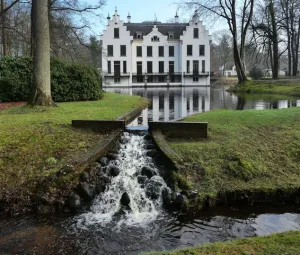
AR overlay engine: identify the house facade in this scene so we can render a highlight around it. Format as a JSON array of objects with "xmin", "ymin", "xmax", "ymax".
[{"xmin": 100, "ymin": 8, "xmax": 212, "ymax": 87}]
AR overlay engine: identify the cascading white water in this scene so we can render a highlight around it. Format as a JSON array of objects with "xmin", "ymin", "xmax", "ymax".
[{"xmin": 75, "ymin": 133, "xmax": 168, "ymax": 230}]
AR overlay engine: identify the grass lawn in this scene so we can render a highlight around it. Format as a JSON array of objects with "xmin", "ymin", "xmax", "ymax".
[
  {"xmin": 146, "ymin": 231, "xmax": 300, "ymax": 255},
  {"xmin": 0, "ymin": 92, "xmax": 148, "ymax": 214},
  {"xmin": 228, "ymin": 80, "xmax": 300, "ymax": 97},
  {"xmin": 167, "ymin": 107, "xmax": 300, "ymax": 208}
]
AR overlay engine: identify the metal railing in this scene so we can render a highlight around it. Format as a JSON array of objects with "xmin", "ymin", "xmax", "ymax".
[
  {"xmin": 104, "ymin": 73, "xmax": 130, "ymax": 77},
  {"xmin": 183, "ymin": 72, "xmax": 210, "ymax": 77}
]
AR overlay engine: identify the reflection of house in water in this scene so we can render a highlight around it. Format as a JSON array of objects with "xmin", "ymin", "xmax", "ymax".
[
  {"xmin": 106, "ymin": 87, "xmax": 300, "ymax": 125},
  {"xmin": 106, "ymin": 87, "xmax": 210, "ymax": 125}
]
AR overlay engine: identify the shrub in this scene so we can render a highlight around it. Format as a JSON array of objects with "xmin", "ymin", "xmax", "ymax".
[
  {"xmin": 0, "ymin": 57, "xmax": 32, "ymax": 102},
  {"xmin": 249, "ymin": 66, "xmax": 264, "ymax": 80},
  {"xmin": 0, "ymin": 57, "xmax": 103, "ymax": 102}
]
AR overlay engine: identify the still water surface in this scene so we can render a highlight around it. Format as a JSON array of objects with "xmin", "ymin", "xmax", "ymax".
[
  {"xmin": 1, "ymin": 85, "xmax": 300, "ymax": 255},
  {"xmin": 105, "ymin": 86, "xmax": 300, "ymax": 125}
]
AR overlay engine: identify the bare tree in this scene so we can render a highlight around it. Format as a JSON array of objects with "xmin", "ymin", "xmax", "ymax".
[
  {"xmin": 280, "ymin": 0, "xmax": 300, "ymax": 76},
  {"xmin": 180, "ymin": 0, "xmax": 254, "ymax": 84},
  {"xmin": 251, "ymin": 0, "xmax": 288, "ymax": 79},
  {"xmin": 0, "ymin": 0, "xmax": 20, "ymax": 16},
  {"xmin": 1, "ymin": 0, "xmax": 106, "ymax": 64},
  {"xmin": 213, "ymin": 30, "xmax": 233, "ymax": 76},
  {"xmin": 29, "ymin": 0, "xmax": 54, "ymax": 106}
]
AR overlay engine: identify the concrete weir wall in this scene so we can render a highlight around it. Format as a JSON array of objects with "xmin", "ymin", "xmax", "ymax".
[
  {"xmin": 72, "ymin": 120, "xmax": 125, "ymax": 132},
  {"xmin": 149, "ymin": 121, "xmax": 208, "ymax": 138}
]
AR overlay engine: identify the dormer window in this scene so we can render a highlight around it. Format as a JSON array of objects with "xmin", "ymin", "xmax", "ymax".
[
  {"xmin": 168, "ymin": 32, "xmax": 174, "ymax": 39},
  {"xmin": 136, "ymin": 32, "xmax": 142, "ymax": 39},
  {"xmin": 151, "ymin": 36, "xmax": 160, "ymax": 42}
]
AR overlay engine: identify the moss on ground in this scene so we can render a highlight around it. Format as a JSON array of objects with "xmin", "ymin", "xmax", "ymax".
[
  {"xmin": 167, "ymin": 107, "xmax": 300, "ymax": 209},
  {"xmin": 228, "ymin": 80, "xmax": 300, "ymax": 96},
  {"xmin": 146, "ymin": 231, "xmax": 300, "ymax": 255},
  {"xmin": 0, "ymin": 93, "xmax": 148, "ymax": 214}
]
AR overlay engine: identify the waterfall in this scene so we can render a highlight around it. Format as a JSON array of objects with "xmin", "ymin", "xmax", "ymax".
[{"xmin": 75, "ymin": 133, "xmax": 168, "ymax": 230}]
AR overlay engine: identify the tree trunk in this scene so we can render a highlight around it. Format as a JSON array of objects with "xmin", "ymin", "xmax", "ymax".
[
  {"xmin": 293, "ymin": 17, "xmax": 300, "ymax": 76},
  {"xmin": 287, "ymin": 36, "xmax": 292, "ymax": 76},
  {"xmin": 28, "ymin": 0, "xmax": 54, "ymax": 106},
  {"xmin": 269, "ymin": 1, "xmax": 279, "ymax": 79},
  {"xmin": 233, "ymin": 37, "xmax": 247, "ymax": 83},
  {"xmin": 1, "ymin": 0, "xmax": 8, "ymax": 57}
]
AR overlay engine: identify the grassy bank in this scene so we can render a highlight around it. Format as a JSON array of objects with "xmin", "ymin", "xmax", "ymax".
[
  {"xmin": 167, "ymin": 107, "xmax": 300, "ymax": 209},
  {"xmin": 0, "ymin": 93, "xmax": 148, "ymax": 214},
  {"xmin": 228, "ymin": 80, "xmax": 300, "ymax": 97},
  {"xmin": 146, "ymin": 231, "xmax": 300, "ymax": 255}
]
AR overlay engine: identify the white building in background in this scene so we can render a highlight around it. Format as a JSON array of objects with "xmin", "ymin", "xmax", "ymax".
[{"xmin": 100, "ymin": 8, "xmax": 212, "ymax": 87}]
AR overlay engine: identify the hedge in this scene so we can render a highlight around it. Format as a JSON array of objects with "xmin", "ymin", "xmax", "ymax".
[{"xmin": 0, "ymin": 57, "xmax": 103, "ymax": 102}]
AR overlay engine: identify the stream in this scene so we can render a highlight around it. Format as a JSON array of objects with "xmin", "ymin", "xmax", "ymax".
[{"xmin": 1, "ymin": 85, "xmax": 300, "ymax": 254}]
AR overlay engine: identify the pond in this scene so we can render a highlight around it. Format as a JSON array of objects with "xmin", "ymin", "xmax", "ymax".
[
  {"xmin": 105, "ymin": 85, "xmax": 300, "ymax": 126},
  {"xmin": 1, "ymin": 85, "xmax": 300, "ymax": 255},
  {"xmin": 105, "ymin": 86, "xmax": 300, "ymax": 126}
]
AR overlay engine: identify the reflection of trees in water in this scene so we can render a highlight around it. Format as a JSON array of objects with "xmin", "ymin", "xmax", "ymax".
[
  {"xmin": 236, "ymin": 95, "xmax": 246, "ymax": 110},
  {"xmin": 271, "ymin": 101, "xmax": 278, "ymax": 109}
]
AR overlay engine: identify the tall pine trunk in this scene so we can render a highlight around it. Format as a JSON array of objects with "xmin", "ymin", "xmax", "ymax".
[{"xmin": 28, "ymin": 0, "xmax": 54, "ymax": 106}]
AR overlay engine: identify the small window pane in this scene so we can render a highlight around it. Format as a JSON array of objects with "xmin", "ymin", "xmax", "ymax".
[
  {"xmin": 199, "ymin": 45, "xmax": 205, "ymax": 56},
  {"xmin": 169, "ymin": 46, "xmax": 174, "ymax": 57},
  {"xmin": 194, "ymin": 28, "xmax": 199, "ymax": 38},
  {"xmin": 108, "ymin": 61, "xmax": 111, "ymax": 73},
  {"xmin": 120, "ymin": 45, "xmax": 126, "ymax": 56},
  {"xmin": 114, "ymin": 28, "xmax": 119, "ymax": 38},
  {"xmin": 108, "ymin": 45, "xmax": 113, "ymax": 56},
  {"xmin": 159, "ymin": 61, "xmax": 164, "ymax": 73},
  {"xmin": 147, "ymin": 46, "xmax": 152, "ymax": 57},
  {"xmin": 187, "ymin": 45, "xmax": 193, "ymax": 56},
  {"xmin": 123, "ymin": 61, "xmax": 127, "ymax": 73},
  {"xmin": 137, "ymin": 46, "xmax": 142, "ymax": 57},
  {"xmin": 159, "ymin": 46, "xmax": 164, "ymax": 57}
]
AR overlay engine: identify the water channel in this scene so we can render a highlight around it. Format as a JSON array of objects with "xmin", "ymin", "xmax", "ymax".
[{"xmin": 1, "ymin": 85, "xmax": 300, "ymax": 255}]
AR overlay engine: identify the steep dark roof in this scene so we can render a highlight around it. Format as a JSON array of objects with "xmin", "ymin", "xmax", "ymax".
[{"xmin": 124, "ymin": 22, "xmax": 189, "ymax": 39}]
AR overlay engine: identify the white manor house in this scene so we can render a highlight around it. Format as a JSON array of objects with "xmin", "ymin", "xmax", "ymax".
[{"xmin": 100, "ymin": 8, "xmax": 212, "ymax": 87}]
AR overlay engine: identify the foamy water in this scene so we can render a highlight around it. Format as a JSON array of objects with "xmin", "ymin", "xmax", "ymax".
[{"xmin": 75, "ymin": 133, "xmax": 168, "ymax": 230}]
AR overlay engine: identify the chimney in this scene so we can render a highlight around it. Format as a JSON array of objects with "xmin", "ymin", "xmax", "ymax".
[
  {"xmin": 127, "ymin": 12, "xmax": 131, "ymax": 23},
  {"xmin": 107, "ymin": 13, "xmax": 111, "ymax": 25},
  {"xmin": 175, "ymin": 11, "xmax": 179, "ymax": 23}
]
